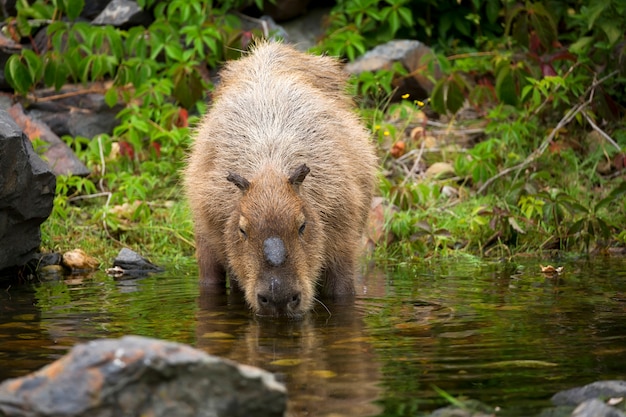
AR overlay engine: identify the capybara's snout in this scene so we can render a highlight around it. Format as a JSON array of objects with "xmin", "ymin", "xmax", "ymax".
[{"xmin": 255, "ymin": 276, "xmax": 302, "ymax": 317}]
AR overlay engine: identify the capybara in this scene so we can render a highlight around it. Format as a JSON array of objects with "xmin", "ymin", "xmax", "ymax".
[{"xmin": 184, "ymin": 41, "xmax": 377, "ymax": 318}]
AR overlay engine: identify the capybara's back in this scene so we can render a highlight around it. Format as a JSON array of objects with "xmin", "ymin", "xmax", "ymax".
[{"xmin": 184, "ymin": 41, "xmax": 377, "ymax": 317}]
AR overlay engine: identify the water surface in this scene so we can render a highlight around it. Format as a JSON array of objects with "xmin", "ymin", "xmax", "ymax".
[{"xmin": 1, "ymin": 256, "xmax": 625, "ymax": 416}]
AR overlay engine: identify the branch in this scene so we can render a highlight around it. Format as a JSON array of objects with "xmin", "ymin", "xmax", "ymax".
[
  {"xmin": 477, "ymin": 70, "xmax": 618, "ymax": 195},
  {"xmin": 582, "ymin": 111, "xmax": 621, "ymax": 151}
]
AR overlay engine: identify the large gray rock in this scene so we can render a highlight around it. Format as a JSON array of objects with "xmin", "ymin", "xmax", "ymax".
[
  {"xmin": 572, "ymin": 399, "xmax": 626, "ymax": 417},
  {"xmin": 0, "ymin": 335, "xmax": 287, "ymax": 417},
  {"xmin": 552, "ymin": 381, "xmax": 626, "ymax": 406},
  {"xmin": 0, "ymin": 111, "xmax": 56, "ymax": 271},
  {"xmin": 345, "ymin": 39, "xmax": 441, "ymax": 101}
]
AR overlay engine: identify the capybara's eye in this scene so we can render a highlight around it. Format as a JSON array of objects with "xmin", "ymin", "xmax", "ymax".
[
  {"xmin": 298, "ymin": 222, "xmax": 306, "ymax": 236},
  {"xmin": 239, "ymin": 228, "xmax": 247, "ymax": 239}
]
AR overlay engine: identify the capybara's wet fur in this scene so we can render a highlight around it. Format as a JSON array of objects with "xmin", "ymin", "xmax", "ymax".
[{"xmin": 184, "ymin": 41, "xmax": 377, "ymax": 317}]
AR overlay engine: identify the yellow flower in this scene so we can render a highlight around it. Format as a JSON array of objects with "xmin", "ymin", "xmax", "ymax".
[{"xmin": 383, "ymin": 131, "xmax": 390, "ymax": 136}]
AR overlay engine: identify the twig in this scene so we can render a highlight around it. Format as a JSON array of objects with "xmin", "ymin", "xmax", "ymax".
[
  {"xmin": 582, "ymin": 111, "xmax": 621, "ymax": 151},
  {"xmin": 401, "ymin": 139, "xmax": 426, "ymax": 186},
  {"xmin": 68, "ymin": 192, "xmax": 112, "ymax": 202},
  {"xmin": 97, "ymin": 135, "xmax": 106, "ymax": 192},
  {"xmin": 477, "ymin": 70, "xmax": 618, "ymax": 195},
  {"xmin": 27, "ymin": 86, "xmax": 108, "ymax": 103}
]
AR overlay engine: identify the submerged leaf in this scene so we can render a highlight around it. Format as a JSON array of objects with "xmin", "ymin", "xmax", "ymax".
[
  {"xmin": 270, "ymin": 358, "xmax": 305, "ymax": 366},
  {"xmin": 481, "ymin": 360, "xmax": 558, "ymax": 368}
]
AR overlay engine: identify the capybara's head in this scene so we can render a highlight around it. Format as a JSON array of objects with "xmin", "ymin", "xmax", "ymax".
[{"xmin": 225, "ymin": 164, "xmax": 324, "ymax": 318}]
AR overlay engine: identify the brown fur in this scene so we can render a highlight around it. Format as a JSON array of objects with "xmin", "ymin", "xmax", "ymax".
[{"xmin": 183, "ymin": 41, "xmax": 377, "ymax": 317}]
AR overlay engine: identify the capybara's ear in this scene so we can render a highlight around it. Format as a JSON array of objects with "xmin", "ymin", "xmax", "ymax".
[
  {"xmin": 288, "ymin": 164, "xmax": 310, "ymax": 187},
  {"xmin": 226, "ymin": 172, "xmax": 250, "ymax": 192}
]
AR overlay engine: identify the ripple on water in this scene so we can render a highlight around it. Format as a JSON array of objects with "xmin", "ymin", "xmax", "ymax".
[{"xmin": 1, "ymin": 257, "xmax": 626, "ymax": 416}]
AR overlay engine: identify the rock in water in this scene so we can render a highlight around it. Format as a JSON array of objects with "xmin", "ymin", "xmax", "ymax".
[
  {"xmin": 0, "ymin": 110, "xmax": 56, "ymax": 271},
  {"xmin": 0, "ymin": 335, "xmax": 287, "ymax": 417}
]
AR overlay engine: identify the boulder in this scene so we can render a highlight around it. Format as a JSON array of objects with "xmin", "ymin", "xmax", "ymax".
[
  {"xmin": 7, "ymin": 103, "xmax": 90, "ymax": 176},
  {"xmin": 552, "ymin": 381, "xmax": 626, "ymax": 406},
  {"xmin": 571, "ymin": 399, "xmax": 626, "ymax": 417},
  {"xmin": 92, "ymin": 0, "xmax": 153, "ymax": 28},
  {"xmin": 0, "ymin": 335, "xmax": 287, "ymax": 417},
  {"xmin": 0, "ymin": 110, "xmax": 56, "ymax": 271}
]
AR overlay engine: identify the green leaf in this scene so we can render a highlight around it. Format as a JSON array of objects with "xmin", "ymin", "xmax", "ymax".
[
  {"xmin": 5, "ymin": 55, "xmax": 33, "ymax": 94},
  {"xmin": 528, "ymin": 3, "xmax": 557, "ymax": 50},
  {"xmin": 398, "ymin": 7, "xmax": 413, "ymax": 26},
  {"xmin": 62, "ymin": 0, "xmax": 84, "ymax": 20},
  {"xmin": 446, "ymin": 74, "xmax": 466, "ymax": 114},
  {"xmin": 172, "ymin": 66, "xmax": 203, "ymax": 109},
  {"xmin": 22, "ymin": 49, "xmax": 43, "ymax": 83},
  {"xmin": 595, "ymin": 181, "xmax": 626, "ymax": 212},
  {"xmin": 388, "ymin": 10, "xmax": 400, "ymax": 35},
  {"xmin": 43, "ymin": 55, "xmax": 69, "ymax": 90},
  {"xmin": 430, "ymin": 79, "xmax": 446, "ymax": 115},
  {"xmin": 568, "ymin": 219, "xmax": 586, "ymax": 235},
  {"xmin": 585, "ymin": 0, "xmax": 611, "ymax": 30},
  {"xmin": 599, "ymin": 21, "xmax": 622, "ymax": 46},
  {"xmin": 165, "ymin": 43, "xmax": 184, "ymax": 62},
  {"xmin": 485, "ymin": 0, "xmax": 500, "ymax": 24},
  {"xmin": 104, "ymin": 87, "xmax": 118, "ymax": 108},
  {"xmin": 569, "ymin": 36, "xmax": 594, "ymax": 54},
  {"xmin": 495, "ymin": 65, "xmax": 518, "ymax": 106}
]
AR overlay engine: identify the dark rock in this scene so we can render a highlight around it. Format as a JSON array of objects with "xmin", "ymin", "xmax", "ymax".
[
  {"xmin": 345, "ymin": 39, "xmax": 441, "ymax": 101},
  {"xmin": 263, "ymin": 0, "xmax": 312, "ymax": 22},
  {"xmin": 92, "ymin": 0, "xmax": 153, "ymax": 28},
  {"xmin": 81, "ymin": 0, "xmax": 114, "ymax": 20},
  {"xmin": 572, "ymin": 399, "xmax": 626, "ymax": 417},
  {"xmin": 28, "ymin": 89, "xmax": 122, "ymax": 139},
  {"xmin": 7, "ymin": 103, "xmax": 90, "ymax": 176},
  {"xmin": 29, "ymin": 252, "xmax": 63, "ymax": 268},
  {"xmin": 110, "ymin": 248, "xmax": 164, "ymax": 277},
  {"xmin": 1, "ymin": 0, "xmax": 18, "ymax": 18},
  {"xmin": 0, "ymin": 111, "xmax": 56, "ymax": 271},
  {"xmin": 0, "ymin": 335, "xmax": 287, "ymax": 417},
  {"xmin": 552, "ymin": 381, "xmax": 626, "ymax": 406},
  {"xmin": 280, "ymin": 6, "xmax": 330, "ymax": 51}
]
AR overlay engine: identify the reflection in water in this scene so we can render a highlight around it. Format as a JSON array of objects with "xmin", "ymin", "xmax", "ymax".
[
  {"xmin": 196, "ymin": 286, "xmax": 383, "ymax": 417},
  {"xmin": 1, "ymin": 257, "xmax": 626, "ymax": 417}
]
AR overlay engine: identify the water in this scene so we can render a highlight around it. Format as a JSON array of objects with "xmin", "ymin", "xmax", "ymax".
[{"xmin": 1, "ymin": 256, "xmax": 625, "ymax": 416}]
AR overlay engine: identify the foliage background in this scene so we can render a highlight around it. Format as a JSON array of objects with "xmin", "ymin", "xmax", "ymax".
[{"xmin": 2, "ymin": 0, "xmax": 625, "ymax": 264}]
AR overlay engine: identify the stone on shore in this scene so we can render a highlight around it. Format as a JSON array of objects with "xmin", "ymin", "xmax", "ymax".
[{"xmin": 0, "ymin": 335, "xmax": 287, "ymax": 417}]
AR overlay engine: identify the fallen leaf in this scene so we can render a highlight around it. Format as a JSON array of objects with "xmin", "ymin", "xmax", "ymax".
[
  {"xmin": 390, "ymin": 141, "xmax": 406, "ymax": 158},
  {"xmin": 310, "ymin": 370, "xmax": 337, "ymax": 379},
  {"xmin": 540, "ymin": 265, "xmax": 564, "ymax": 275}
]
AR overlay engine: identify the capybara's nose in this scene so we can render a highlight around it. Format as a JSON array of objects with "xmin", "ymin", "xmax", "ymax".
[{"xmin": 257, "ymin": 291, "xmax": 301, "ymax": 316}]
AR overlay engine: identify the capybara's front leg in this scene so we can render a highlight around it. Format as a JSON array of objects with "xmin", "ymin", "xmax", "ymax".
[
  {"xmin": 322, "ymin": 255, "xmax": 357, "ymax": 296},
  {"xmin": 196, "ymin": 236, "xmax": 226, "ymax": 290}
]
